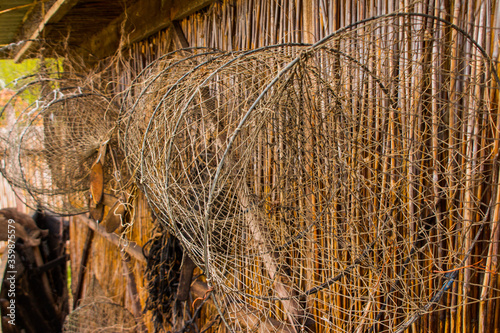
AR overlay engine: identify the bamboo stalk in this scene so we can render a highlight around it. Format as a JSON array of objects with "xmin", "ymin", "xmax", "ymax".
[
  {"xmin": 486, "ymin": 52, "xmax": 500, "ymax": 330},
  {"xmin": 461, "ymin": 4, "xmax": 485, "ymax": 332},
  {"xmin": 477, "ymin": 2, "xmax": 497, "ymax": 332},
  {"xmin": 448, "ymin": 2, "xmax": 464, "ymax": 332}
]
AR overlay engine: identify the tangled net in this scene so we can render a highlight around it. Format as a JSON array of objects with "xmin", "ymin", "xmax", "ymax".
[
  {"xmin": 143, "ymin": 227, "xmax": 184, "ymax": 331},
  {"xmin": 63, "ymin": 301, "xmax": 136, "ymax": 333},
  {"xmin": 1, "ymin": 72, "xmax": 126, "ymax": 215},
  {"xmin": 63, "ymin": 275, "xmax": 137, "ymax": 332},
  {"xmin": 125, "ymin": 13, "xmax": 500, "ymax": 332}
]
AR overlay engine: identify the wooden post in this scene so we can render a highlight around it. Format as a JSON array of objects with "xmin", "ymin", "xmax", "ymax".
[{"xmin": 73, "ymin": 227, "xmax": 94, "ymax": 309}]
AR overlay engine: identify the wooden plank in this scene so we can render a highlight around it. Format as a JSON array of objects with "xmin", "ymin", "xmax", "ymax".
[
  {"xmin": 83, "ymin": 0, "xmax": 214, "ymax": 60},
  {"xmin": 75, "ymin": 215, "xmax": 145, "ymax": 263},
  {"xmin": 171, "ymin": 21, "xmax": 190, "ymax": 49},
  {"xmin": 13, "ymin": 0, "xmax": 79, "ymax": 62},
  {"xmin": 176, "ymin": 254, "xmax": 196, "ymax": 301},
  {"xmin": 122, "ymin": 254, "xmax": 146, "ymax": 332},
  {"xmin": 170, "ymin": 0, "xmax": 214, "ymax": 21}
]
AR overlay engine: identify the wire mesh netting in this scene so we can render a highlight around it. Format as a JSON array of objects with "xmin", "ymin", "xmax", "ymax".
[
  {"xmin": 121, "ymin": 44, "xmax": 307, "ymax": 246},
  {"xmin": 63, "ymin": 277, "xmax": 137, "ymax": 333},
  {"xmin": 63, "ymin": 300, "xmax": 137, "ymax": 333},
  {"xmin": 1, "ymin": 73, "xmax": 78, "ymax": 187},
  {"xmin": 119, "ymin": 47, "xmax": 226, "ymax": 182},
  {"xmin": 1, "ymin": 72, "xmax": 127, "ymax": 215},
  {"xmin": 124, "ymin": 13, "xmax": 500, "ymax": 332}
]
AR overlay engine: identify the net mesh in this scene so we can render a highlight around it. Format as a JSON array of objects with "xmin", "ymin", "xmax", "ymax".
[
  {"xmin": 63, "ymin": 277, "xmax": 137, "ymax": 333},
  {"xmin": 63, "ymin": 300, "xmax": 137, "ymax": 333},
  {"xmin": 1, "ymin": 73, "xmax": 126, "ymax": 215},
  {"xmin": 124, "ymin": 14, "xmax": 500, "ymax": 332}
]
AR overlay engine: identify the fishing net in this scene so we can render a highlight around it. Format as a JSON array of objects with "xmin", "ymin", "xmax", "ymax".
[
  {"xmin": 131, "ymin": 13, "xmax": 500, "ymax": 332},
  {"xmin": 119, "ymin": 47, "xmax": 224, "ymax": 182},
  {"xmin": 63, "ymin": 300, "xmax": 137, "ymax": 333},
  {"xmin": 1, "ymin": 75, "xmax": 77, "ymax": 209},
  {"xmin": 1, "ymin": 73, "xmax": 125, "ymax": 215},
  {"xmin": 130, "ymin": 43, "xmax": 307, "ymax": 255},
  {"xmin": 63, "ymin": 275, "xmax": 137, "ymax": 332},
  {"xmin": 0, "ymin": 73, "xmax": 78, "ymax": 167}
]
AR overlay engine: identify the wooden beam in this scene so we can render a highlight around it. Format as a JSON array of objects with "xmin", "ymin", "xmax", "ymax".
[
  {"xmin": 74, "ymin": 215, "xmax": 145, "ymax": 263},
  {"xmin": 176, "ymin": 254, "xmax": 196, "ymax": 302},
  {"xmin": 33, "ymin": 247, "xmax": 56, "ymax": 305},
  {"xmin": 132, "ymin": 0, "xmax": 214, "ymax": 43},
  {"xmin": 32, "ymin": 254, "xmax": 68, "ymax": 275},
  {"xmin": 13, "ymin": 0, "xmax": 79, "ymax": 62},
  {"xmin": 84, "ymin": 0, "xmax": 168, "ymax": 60},
  {"xmin": 172, "ymin": 21, "xmax": 190, "ymax": 49},
  {"xmin": 82, "ymin": 0, "xmax": 214, "ymax": 60},
  {"xmin": 170, "ymin": 0, "xmax": 215, "ymax": 21},
  {"xmin": 73, "ymin": 227, "xmax": 94, "ymax": 309}
]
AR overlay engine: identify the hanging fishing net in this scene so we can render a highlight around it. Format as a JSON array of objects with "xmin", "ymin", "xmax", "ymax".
[
  {"xmin": 130, "ymin": 44, "xmax": 307, "ymax": 254},
  {"xmin": 119, "ymin": 47, "xmax": 226, "ymax": 183},
  {"xmin": 63, "ymin": 277, "xmax": 137, "ymax": 333},
  {"xmin": 130, "ymin": 13, "xmax": 500, "ymax": 332},
  {"xmin": 63, "ymin": 299, "xmax": 137, "ymax": 333},
  {"xmin": 1, "ymin": 72, "xmax": 125, "ymax": 215}
]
